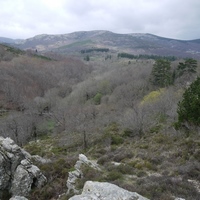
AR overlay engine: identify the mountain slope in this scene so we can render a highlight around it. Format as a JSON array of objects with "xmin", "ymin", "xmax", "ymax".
[
  {"xmin": 0, "ymin": 37, "xmax": 16, "ymax": 43},
  {"xmin": 0, "ymin": 37, "xmax": 23, "ymax": 44},
  {"xmin": 2, "ymin": 30, "xmax": 200, "ymax": 58}
]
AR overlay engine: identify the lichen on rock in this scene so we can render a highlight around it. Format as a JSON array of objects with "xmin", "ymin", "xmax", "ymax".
[
  {"xmin": 0, "ymin": 136, "xmax": 47, "ymax": 198},
  {"xmin": 69, "ymin": 181, "xmax": 150, "ymax": 200}
]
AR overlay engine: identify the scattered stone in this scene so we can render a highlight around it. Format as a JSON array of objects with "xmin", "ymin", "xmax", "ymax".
[
  {"xmin": 69, "ymin": 181, "xmax": 149, "ymax": 200},
  {"xmin": 66, "ymin": 154, "xmax": 100, "ymax": 195},
  {"xmin": 31, "ymin": 155, "xmax": 51, "ymax": 164},
  {"xmin": 76, "ymin": 154, "xmax": 101, "ymax": 171},
  {"xmin": 111, "ymin": 161, "xmax": 121, "ymax": 166}
]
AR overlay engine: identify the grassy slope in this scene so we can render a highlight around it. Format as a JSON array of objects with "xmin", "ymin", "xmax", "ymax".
[
  {"xmin": 23, "ymin": 56, "xmax": 200, "ymax": 200},
  {"xmin": 25, "ymin": 124, "xmax": 200, "ymax": 200}
]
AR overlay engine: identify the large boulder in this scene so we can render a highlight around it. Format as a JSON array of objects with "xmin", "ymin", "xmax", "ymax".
[
  {"xmin": 69, "ymin": 181, "xmax": 149, "ymax": 200},
  {"xmin": 0, "ymin": 137, "xmax": 47, "ymax": 198}
]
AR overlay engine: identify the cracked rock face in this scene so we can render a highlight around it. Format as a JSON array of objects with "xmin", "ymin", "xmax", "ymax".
[
  {"xmin": 0, "ymin": 137, "xmax": 47, "ymax": 198},
  {"xmin": 66, "ymin": 155, "xmax": 149, "ymax": 200}
]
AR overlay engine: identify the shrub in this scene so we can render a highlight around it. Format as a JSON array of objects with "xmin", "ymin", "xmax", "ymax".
[
  {"xmin": 176, "ymin": 161, "xmax": 200, "ymax": 181},
  {"xmin": 141, "ymin": 89, "xmax": 165, "ymax": 105},
  {"xmin": 149, "ymin": 124, "xmax": 162, "ymax": 133},
  {"xmin": 122, "ymin": 128, "xmax": 134, "ymax": 137},
  {"xmin": 24, "ymin": 143, "xmax": 46, "ymax": 157},
  {"xmin": 105, "ymin": 122, "xmax": 120, "ymax": 134},
  {"xmin": 111, "ymin": 135, "xmax": 124, "ymax": 145},
  {"xmin": 135, "ymin": 175, "xmax": 200, "ymax": 200},
  {"xmin": 97, "ymin": 155, "xmax": 110, "ymax": 165},
  {"xmin": 135, "ymin": 162, "xmax": 144, "ymax": 170},
  {"xmin": 102, "ymin": 123, "xmax": 124, "ymax": 146},
  {"xmin": 106, "ymin": 170, "xmax": 123, "ymax": 181},
  {"xmin": 51, "ymin": 146, "xmax": 67, "ymax": 155},
  {"xmin": 29, "ymin": 158, "xmax": 71, "ymax": 200},
  {"xmin": 136, "ymin": 170, "xmax": 148, "ymax": 177},
  {"xmin": 154, "ymin": 133, "xmax": 168, "ymax": 144},
  {"xmin": 116, "ymin": 164, "xmax": 135, "ymax": 174},
  {"xmin": 113, "ymin": 154, "xmax": 124, "ymax": 162},
  {"xmin": 93, "ymin": 92, "xmax": 102, "ymax": 105},
  {"xmin": 113, "ymin": 151, "xmax": 133, "ymax": 162}
]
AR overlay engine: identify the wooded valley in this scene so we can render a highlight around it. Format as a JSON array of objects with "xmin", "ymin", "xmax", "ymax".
[{"xmin": 0, "ymin": 41, "xmax": 200, "ymax": 200}]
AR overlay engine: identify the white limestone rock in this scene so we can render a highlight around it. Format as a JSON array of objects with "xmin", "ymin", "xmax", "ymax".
[
  {"xmin": 9, "ymin": 196, "xmax": 28, "ymax": 200},
  {"xmin": 66, "ymin": 154, "xmax": 100, "ymax": 195},
  {"xmin": 31, "ymin": 155, "xmax": 51, "ymax": 164},
  {"xmin": 0, "ymin": 136, "xmax": 47, "ymax": 198},
  {"xmin": 11, "ymin": 160, "xmax": 47, "ymax": 196},
  {"xmin": 69, "ymin": 181, "xmax": 149, "ymax": 200}
]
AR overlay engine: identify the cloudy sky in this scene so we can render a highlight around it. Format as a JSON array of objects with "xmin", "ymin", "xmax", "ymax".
[{"xmin": 0, "ymin": 0, "xmax": 200, "ymax": 40}]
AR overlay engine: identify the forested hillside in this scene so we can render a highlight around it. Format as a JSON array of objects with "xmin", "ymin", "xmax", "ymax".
[{"xmin": 0, "ymin": 43, "xmax": 200, "ymax": 200}]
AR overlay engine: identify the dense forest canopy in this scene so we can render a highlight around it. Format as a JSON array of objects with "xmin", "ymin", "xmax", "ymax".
[{"xmin": 0, "ymin": 43, "xmax": 199, "ymax": 145}]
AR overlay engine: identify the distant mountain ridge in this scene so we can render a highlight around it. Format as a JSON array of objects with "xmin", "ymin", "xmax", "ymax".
[
  {"xmin": 0, "ymin": 37, "xmax": 23, "ymax": 44},
  {"xmin": 1, "ymin": 30, "xmax": 200, "ymax": 59}
]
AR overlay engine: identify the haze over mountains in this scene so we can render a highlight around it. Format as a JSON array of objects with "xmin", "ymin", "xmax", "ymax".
[{"xmin": 1, "ymin": 30, "xmax": 200, "ymax": 59}]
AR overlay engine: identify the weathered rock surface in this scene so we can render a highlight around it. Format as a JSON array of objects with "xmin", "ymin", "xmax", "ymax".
[
  {"xmin": 66, "ymin": 154, "xmax": 100, "ymax": 195},
  {"xmin": 9, "ymin": 196, "xmax": 28, "ymax": 200},
  {"xmin": 69, "ymin": 181, "xmax": 149, "ymax": 200},
  {"xmin": 0, "ymin": 136, "xmax": 47, "ymax": 198},
  {"xmin": 31, "ymin": 155, "xmax": 51, "ymax": 164}
]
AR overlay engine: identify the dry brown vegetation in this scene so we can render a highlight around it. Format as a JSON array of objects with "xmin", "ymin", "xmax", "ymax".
[{"xmin": 0, "ymin": 46, "xmax": 200, "ymax": 199}]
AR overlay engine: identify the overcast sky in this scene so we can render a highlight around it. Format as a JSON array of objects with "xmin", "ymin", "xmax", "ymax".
[{"xmin": 0, "ymin": 0, "xmax": 200, "ymax": 40}]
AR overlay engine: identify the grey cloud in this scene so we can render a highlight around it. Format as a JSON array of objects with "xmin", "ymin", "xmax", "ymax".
[{"xmin": 0, "ymin": 0, "xmax": 199, "ymax": 39}]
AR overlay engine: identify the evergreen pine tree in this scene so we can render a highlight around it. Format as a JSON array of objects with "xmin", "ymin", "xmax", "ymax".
[
  {"xmin": 150, "ymin": 59, "xmax": 172, "ymax": 87},
  {"xmin": 176, "ymin": 58, "xmax": 197, "ymax": 77},
  {"xmin": 177, "ymin": 77, "xmax": 200, "ymax": 126}
]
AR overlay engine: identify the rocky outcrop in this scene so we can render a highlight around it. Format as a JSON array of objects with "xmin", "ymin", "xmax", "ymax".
[
  {"xmin": 66, "ymin": 154, "xmax": 101, "ymax": 195},
  {"xmin": 69, "ymin": 181, "xmax": 149, "ymax": 200},
  {"xmin": 66, "ymin": 155, "xmax": 149, "ymax": 200},
  {"xmin": 0, "ymin": 137, "xmax": 47, "ymax": 198}
]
